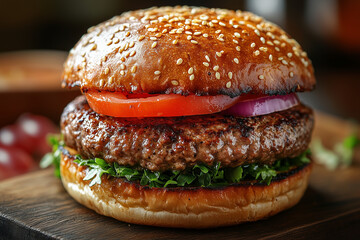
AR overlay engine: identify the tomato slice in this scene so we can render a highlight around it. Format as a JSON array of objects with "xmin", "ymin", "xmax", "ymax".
[{"xmin": 85, "ymin": 91, "xmax": 241, "ymax": 117}]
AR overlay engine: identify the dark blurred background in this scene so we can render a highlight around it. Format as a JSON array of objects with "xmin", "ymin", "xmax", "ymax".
[{"xmin": 1, "ymin": 0, "xmax": 360, "ymax": 126}]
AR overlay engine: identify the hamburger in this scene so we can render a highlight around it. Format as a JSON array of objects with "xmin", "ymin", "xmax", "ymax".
[{"xmin": 55, "ymin": 6, "xmax": 315, "ymax": 228}]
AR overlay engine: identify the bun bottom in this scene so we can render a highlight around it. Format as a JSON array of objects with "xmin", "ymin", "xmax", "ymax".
[{"xmin": 60, "ymin": 149, "xmax": 312, "ymax": 228}]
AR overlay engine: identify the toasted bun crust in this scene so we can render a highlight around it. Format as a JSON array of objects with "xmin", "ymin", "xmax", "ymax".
[
  {"xmin": 62, "ymin": 6, "xmax": 315, "ymax": 96},
  {"xmin": 60, "ymin": 148, "xmax": 312, "ymax": 228}
]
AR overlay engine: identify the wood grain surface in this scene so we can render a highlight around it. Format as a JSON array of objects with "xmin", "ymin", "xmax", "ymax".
[{"xmin": 0, "ymin": 112, "xmax": 359, "ymax": 239}]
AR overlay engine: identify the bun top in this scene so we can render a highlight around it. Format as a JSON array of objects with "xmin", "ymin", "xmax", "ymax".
[{"xmin": 62, "ymin": 6, "xmax": 315, "ymax": 96}]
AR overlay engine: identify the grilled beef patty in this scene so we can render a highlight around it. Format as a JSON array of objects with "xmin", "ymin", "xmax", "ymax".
[{"xmin": 61, "ymin": 96, "xmax": 314, "ymax": 172}]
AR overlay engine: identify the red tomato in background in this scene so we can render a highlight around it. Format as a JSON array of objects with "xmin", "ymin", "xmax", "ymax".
[
  {"xmin": 0, "ymin": 145, "xmax": 35, "ymax": 180},
  {"xmin": 16, "ymin": 114, "xmax": 58, "ymax": 156},
  {"xmin": 0, "ymin": 124, "xmax": 35, "ymax": 153},
  {"xmin": 0, "ymin": 114, "xmax": 58, "ymax": 156},
  {"xmin": 0, "ymin": 113, "xmax": 58, "ymax": 181}
]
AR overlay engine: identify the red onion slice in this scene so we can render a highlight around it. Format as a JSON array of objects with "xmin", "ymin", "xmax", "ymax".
[{"xmin": 223, "ymin": 93, "xmax": 299, "ymax": 117}]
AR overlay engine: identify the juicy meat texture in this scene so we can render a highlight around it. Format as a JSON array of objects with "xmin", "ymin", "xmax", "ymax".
[{"xmin": 61, "ymin": 96, "xmax": 314, "ymax": 172}]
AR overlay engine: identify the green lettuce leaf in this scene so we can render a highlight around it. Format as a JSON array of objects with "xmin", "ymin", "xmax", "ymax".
[{"xmin": 40, "ymin": 135, "xmax": 62, "ymax": 178}]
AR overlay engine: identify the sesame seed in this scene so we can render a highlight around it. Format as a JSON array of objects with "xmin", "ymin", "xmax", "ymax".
[
  {"xmin": 90, "ymin": 44, "xmax": 97, "ymax": 51},
  {"xmin": 215, "ymin": 72, "xmax": 220, "ymax": 79},
  {"xmin": 189, "ymin": 74, "xmax": 194, "ymax": 81},
  {"xmin": 234, "ymin": 58, "xmax": 239, "ymax": 64},
  {"xmin": 258, "ymin": 75, "xmax": 265, "ymax": 80},
  {"xmin": 109, "ymin": 76, "xmax": 114, "ymax": 84},
  {"xmin": 125, "ymin": 31, "xmax": 130, "ymax": 37},
  {"xmin": 129, "ymin": 42, "xmax": 135, "ymax": 48},
  {"xmin": 148, "ymin": 28, "xmax": 157, "ymax": 32},
  {"xmin": 301, "ymin": 58, "xmax": 309, "ymax": 67},
  {"xmin": 275, "ymin": 47, "xmax": 280, "ymax": 52},
  {"xmin": 113, "ymin": 38, "xmax": 119, "ymax": 44},
  {"xmin": 216, "ymin": 52, "xmax": 222, "ymax": 57},
  {"xmin": 205, "ymin": 55, "xmax": 210, "ymax": 62},
  {"xmin": 194, "ymin": 32, "xmax": 202, "ymax": 35},
  {"xmin": 233, "ymin": 39, "xmax": 239, "ymax": 44},
  {"xmin": 101, "ymin": 56, "xmax": 107, "ymax": 62},
  {"xmin": 121, "ymin": 57, "xmax": 125, "ymax": 62},
  {"xmin": 282, "ymin": 60, "xmax": 288, "ymax": 65},
  {"xmin": 287, "ymin": 53, "xmax": 293, "ymax": 58},
  {"xmin": 269, "ymin": 54, "xmax": 273, "ymax": 61},
  {"xmin": 203, "ymin": 33, "xmax": 208, "ymax": 37},
  {"xmin": 213, "ymin": 65, "xmax": 219, "ymax": 71},
  {"xmin": 155, "ymin": 33, "xmax": 162, "ymax": 38},
  {"xmin": 289, "ymin": 72, "xmax": 294, "ymax": 77},
  {"xmin": 120, "ymin": 64, "xmax": 126, "ymax": 70},
  {"xmin": 234, "ymin": 32, "xmax": 241, "ymax": 38},
  {"xmin": 274, "ymin": 40, "xmax": 280, "ymax": 45},
  {"xmin": 150, "ymin": 37, "xmax": 157, "ymax": 41},
  {"xmin": 281, "ymin": 43, "xmax": 286, "ymax": 48},
  {"xmin": 172, "ymin": 39, "xmax": 178, "ymax": 45},
  {"xmin": 208, "ymin": 22, "xmax": 214, "ymax": 27},
  {"xmin": 191, "ymin": 40, "xmax": 198, "ymax": 44},
  {"xmin": 267, "ymin": 41, "xmax": 274, "ymax": 46},
  {"xmin": 228, "ymin": 72, "xmax": 233, "ymax": 79},
  {"xmin": 120, "ymin": 70, "xmax": 125, "ymax": 76},
  {"xmin": 151, "ymin": 42, "xmax": 157, "ymax": 48},
  {"xmin": 131, "ymin": 65, "xmax": 137, "ymax": 73},
  {"xmin": 203, "ymin": 62, "xmax": 209, "ymax": 67},
  {"xmin": 254, "ymin": 50, "xmax": 260, "ymax": 56},
  {"xmin": 129, "ymin": 51, "xmax": 136, "ymax": 57},
  {"xmin": 236, "ymin": 46, "xmax": 241, "ymax": 51},
  {"xmin": 187, "ymin": 36, "xmax": 192, "ymax": 40},
  {"xmin": 218, "ymin": 37, "xmax": 224, "ymax": 42},
  {"xmin": 226, "ymin": 81, "xmax": 232, "ymax": 88},
  {"xmin": 219, "ymin": 22, "xmax": 226, "ymax": 26},
  {"xmin": 247, "ymin": 24, "xmax": 255, "ymax": 29},
  {"xmin": 254, "ymin": 29, "xmax": 260, "ymax": 36},
  {"xmin": 260, "ymin": 37, "xmax": 265, "ymax": 44},
  {"xmin": 251, "ymin": 42, "xmax": 256, "ymax": 48},
  {"xmin": 188, "ymin": 67, "xmax": 194, "ymax": 74},
  {"xmin": 290, "ymin": 61, "xmax": 295, "ymax": 66},
  {"xmin": 106, "ymin": 40, "xmax": 113, "ymax": 46},
  {"xmin": 185, "ymin": 31, "xmax": 192, "ymax": 35},
  {"xmin": 259, "ymin": 47, "xmax": 268, "ymax": 52},
  {"xmin": 171, "ymin": 80, "xmax": 179, "ymax": 86},
  {"xmin": 176, "ymin": 58, "xmax": 183, "ymax": 65},
  {"xmin": 154, "ymin": 71, "xmax": 161, "ymax": 75},
  {"xmin": 162, "ymin": 29, "xmax": 168, "ymax": 33},
  {"xmin": 104, "ymin": 67, "xmax": 110, "ymax": 75}
]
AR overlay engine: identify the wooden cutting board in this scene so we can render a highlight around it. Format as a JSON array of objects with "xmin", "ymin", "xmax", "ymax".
[{"xmin": 0, "ymin": 112, "xmax": 359, "ymax": 239}]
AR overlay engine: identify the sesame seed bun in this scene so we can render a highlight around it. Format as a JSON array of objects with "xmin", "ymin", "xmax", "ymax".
[
  {"xmin": 60, "ymin": 148, "xmax": 312, "ymax": 228},
  {"xmin": 62, "ymin": 6, "xmax": 315, "ymax": 96}
]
